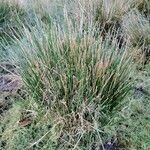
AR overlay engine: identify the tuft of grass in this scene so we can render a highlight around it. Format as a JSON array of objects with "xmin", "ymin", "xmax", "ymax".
[
  {"xmin": 8, "ymin": 14, "xmax": 133, "ymax": 149},
  {"xmin": 1, "ymin": 1, "xmax": 149, "ymax": 149}
]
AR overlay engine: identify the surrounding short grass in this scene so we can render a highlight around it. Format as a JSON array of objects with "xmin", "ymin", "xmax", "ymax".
[{"xmin": 0, "ymin": 0, "xmax": 150, "ymax": 150}]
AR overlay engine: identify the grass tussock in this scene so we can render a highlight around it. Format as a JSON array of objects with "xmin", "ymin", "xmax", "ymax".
[
  {"xmin": 7, "ymin": 16, "xmax": 134, "ymax": 148},
  {"xmin": 0, "ymin": 0, "xmax": 150, "ymax": 149}
]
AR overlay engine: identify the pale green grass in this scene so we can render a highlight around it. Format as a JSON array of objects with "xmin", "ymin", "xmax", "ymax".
[
  {"xmin": 5, "ymin": 12, "xmax": 133, "ymax": 149},
  {"xmin": 0, "ymin": 0, "xmax": 150, "ymax": 149}
]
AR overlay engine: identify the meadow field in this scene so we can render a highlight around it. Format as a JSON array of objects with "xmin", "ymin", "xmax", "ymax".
[{"xmin": 0, "ymin": 0, "xmax": 150, "ymax": 149}]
